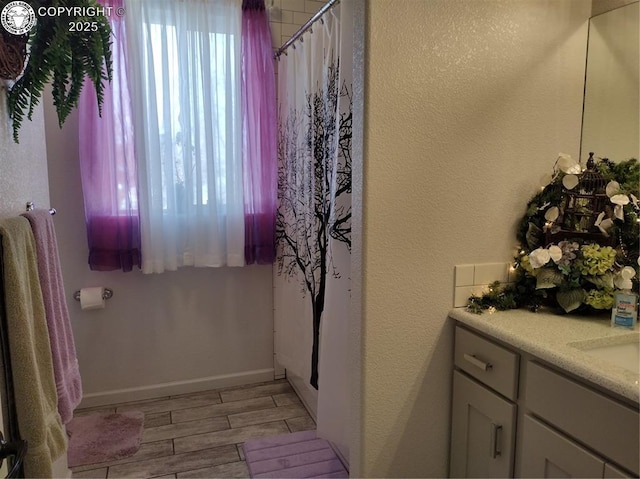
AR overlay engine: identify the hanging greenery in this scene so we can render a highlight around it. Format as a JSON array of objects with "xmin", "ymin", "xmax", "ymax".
[
  {"xmin": 468, "ymin": 154, "xmax": 639, "ymax": 315},
  {"xmin": 1, "ymin": 0, "xmax": 112, "ymax": 142}
]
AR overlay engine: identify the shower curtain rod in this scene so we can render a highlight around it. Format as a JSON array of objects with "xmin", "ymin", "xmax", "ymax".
[{"xmin": 274, "ymin": 0, "xmax": 340, "ymax": 58}]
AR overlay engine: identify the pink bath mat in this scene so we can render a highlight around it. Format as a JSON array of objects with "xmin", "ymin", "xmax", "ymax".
[
  {"xmin": 244, "ymin": 430, "xmax": 348, "ymax": 478},
  {"xmin": 67, "ymin": 411, "xmax": 144, "ymax": 467}
]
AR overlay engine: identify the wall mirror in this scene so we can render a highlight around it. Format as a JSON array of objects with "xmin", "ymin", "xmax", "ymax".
[{"xmin": 580, "ymin": 1, "xmax": 639, "ymax": 163}]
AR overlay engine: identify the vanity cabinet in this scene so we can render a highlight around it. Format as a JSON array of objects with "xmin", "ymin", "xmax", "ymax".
[
  {"xmin": 519, "ymin": 414, "xmax": 606, "ymax": 477},
  {"xmin": 518, "ymin": 361, "xmax": 639, "ymax": 478},
  {"xmin": 450, "ymin": 371, "xmax": 516, "ymax": 477},
  {"xmin": 450, "ymin": 324, "xmax": 640, "ymax": 479},
  {"xmin": 450, "ymin": 327, "xmax": 519, "ymax": 477}
]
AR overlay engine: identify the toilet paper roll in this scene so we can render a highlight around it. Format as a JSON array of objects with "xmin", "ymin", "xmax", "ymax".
[{"xmin": 80, "ymin": 287, "xmax": 106, "ymax": 310}]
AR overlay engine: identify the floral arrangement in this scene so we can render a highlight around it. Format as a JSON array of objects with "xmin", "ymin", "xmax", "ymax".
[{"xmin": 468, "ymin": 154, "xmax": 639, "ymax": 314}]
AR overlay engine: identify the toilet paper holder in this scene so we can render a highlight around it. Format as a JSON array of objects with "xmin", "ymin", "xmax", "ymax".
[{"xmin": 73, "ymin": 288, "xmax": 114, "ymax": 302}]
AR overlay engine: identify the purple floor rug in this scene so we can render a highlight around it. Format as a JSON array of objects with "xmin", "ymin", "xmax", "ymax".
[
  {"xmin": 243, "ymin": 430, "xmax": 348, "ymax": 478},
  {"xmin": 66, "ymin": 411, "xmax": 144, "ymax": 467}
]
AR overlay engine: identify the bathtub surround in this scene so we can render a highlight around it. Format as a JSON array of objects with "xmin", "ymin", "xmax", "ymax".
[{"xmin": 268, "ymin": 0, "xmax": 329, "ymax": 48}]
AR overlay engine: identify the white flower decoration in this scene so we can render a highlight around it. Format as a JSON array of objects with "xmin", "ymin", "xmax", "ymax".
[
  {"xmin": 548, "ymin": 245, "xmax": 562, "ymax": 263},
  {"xmin": 562, "ymin": 174, "xmax": 579, "ymax": 190},
  {"xmin": 557, "ymin": 153, "xmax": 581, "ymax": 174},
  {"xmin": 529, "ymin": 247, "xmax": 551, "ymax": 268},
  {"xmin": 611, "ymin": 194, "xmax": 630, "ymax": 206},
  {"xmin": 606, "ymin": 181, "xmax": 620, "ymax": 197},
  {"xmin": 594, "ymin": 211, "xmax": 614, "ymax": 236},
  {"xmin": 610, "ymin": 194, "xmax": 630, "ymax": 221},
  {"xmin": 544, "ymin": 206, "xmax": 559, "ymax": 222}
]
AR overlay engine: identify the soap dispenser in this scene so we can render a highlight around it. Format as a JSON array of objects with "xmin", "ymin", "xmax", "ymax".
[{"xmin": 611, "ymin": 267, "xmax": 638, "ymax": 330}]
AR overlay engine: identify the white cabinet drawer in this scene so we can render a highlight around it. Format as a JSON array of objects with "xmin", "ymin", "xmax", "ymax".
[
  {"xmin": 454, "ymin": 326, "xmax": 519, "ymax": 400},
  {"xmin": 525, "ymin": 361, "xmax": 639, "ymax": 476},
  {"xmin": 519, "ymin": 414, "xmax": 604, "ymax": 478}
]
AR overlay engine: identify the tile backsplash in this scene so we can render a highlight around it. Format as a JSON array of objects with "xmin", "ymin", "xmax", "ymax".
[
  {"xmin": 453, "ymin": 262, "xmax": 516, "ymax": 307},
  {"xmin": 268, "ymin": 0, "xmax": 329, "ymax": 50}
]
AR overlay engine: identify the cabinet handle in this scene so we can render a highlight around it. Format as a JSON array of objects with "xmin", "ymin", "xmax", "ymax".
[
  {"xmin": 490, "ymin": 423, "xmax": 502, "ymax": 459},
  {"xmin": 463, "ymin": 353, "xmax": 493, "ymax": 371}
]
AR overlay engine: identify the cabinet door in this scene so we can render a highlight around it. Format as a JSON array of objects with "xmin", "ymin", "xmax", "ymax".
[
  {"xmin": 519, "ymin": 415, "xmax": 604, "ymax": 478},
  {"xmin": 450, "ymin": 370, "xmax": 516, "ymax": 478}
]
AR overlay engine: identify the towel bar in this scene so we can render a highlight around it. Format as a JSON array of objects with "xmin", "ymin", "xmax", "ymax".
[
  {"xmin": 25, "ymin": 202, "xmax": 56, "ymax": 215},
  {"xmin": 73, "ymin": 288, "xmax": 113, "ymax": 302}
]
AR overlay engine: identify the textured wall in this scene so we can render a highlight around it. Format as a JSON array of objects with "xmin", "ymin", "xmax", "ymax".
[
  {"xmin": 0, "ymin": 88, "xmax": 50, "ymax": 218},
  {"xmin": 361, "ymin": 0, "xmax": 590, "ymax": 476},
  {"xmin": 0, "ymin": 90, "xmax": 71, "ymax": 479}
]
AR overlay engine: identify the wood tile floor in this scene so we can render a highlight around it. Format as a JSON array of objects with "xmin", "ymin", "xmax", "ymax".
[{"xmin": 71, "ymin": 379, "xmax": 316, "ymax": 479}]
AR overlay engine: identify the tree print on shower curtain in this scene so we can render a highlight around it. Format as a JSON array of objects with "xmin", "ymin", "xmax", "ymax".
[{"xmin": 276, "ymin": 58, "xmax": 352, "ymax": 390}]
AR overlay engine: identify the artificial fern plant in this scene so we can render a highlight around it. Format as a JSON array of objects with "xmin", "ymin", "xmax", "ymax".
[{"xmin": 1, "ymin": 0, "xmax": 112, "ymax": 142}]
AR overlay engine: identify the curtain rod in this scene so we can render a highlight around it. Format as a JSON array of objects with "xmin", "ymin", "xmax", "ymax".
[{"xmin": 274, "ymin": 0, "xmax": 340, "ymax": 58}]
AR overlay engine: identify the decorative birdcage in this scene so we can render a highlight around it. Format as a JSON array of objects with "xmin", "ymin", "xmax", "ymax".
[{"xmin": 545, "ymin": 153, "xmax": 614, "ymax": 246}]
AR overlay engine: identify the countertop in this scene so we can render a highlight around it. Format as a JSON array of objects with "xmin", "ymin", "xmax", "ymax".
[{"xmin": 449, "ymin": 307, "xmax": 640, "ymax": 405}]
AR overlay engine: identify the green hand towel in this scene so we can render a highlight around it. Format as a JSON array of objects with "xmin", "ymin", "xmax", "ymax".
[{"xmin": 0, "ymin": 217, "xmax": 67, "ymax": 478}]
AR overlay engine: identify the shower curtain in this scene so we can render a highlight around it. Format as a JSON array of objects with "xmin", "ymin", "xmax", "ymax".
[{"xmin": 274, "ymin": 0, "xmax": 352, "ymax": 461}]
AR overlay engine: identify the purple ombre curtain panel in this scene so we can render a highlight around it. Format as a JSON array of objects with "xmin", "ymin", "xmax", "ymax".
[
  {"xmin": 78, "ymin": 0, "xmax": 141, "ymax": 271},
  {"xmin": 242, "ymin": 0, "xmax": 277, "ymax": 264}
]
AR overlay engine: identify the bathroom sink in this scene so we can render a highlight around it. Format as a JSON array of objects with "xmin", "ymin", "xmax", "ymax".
[{"xmin": 569, "ymin": 334, "xmax": 640, "ymax": 375}]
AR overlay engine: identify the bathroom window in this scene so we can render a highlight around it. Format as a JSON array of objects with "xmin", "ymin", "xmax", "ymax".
[
  {"xmin": 126, "ymin": 0, "xmax": 245, "ymax": 271},
  {"xmin": 78, "ymin": 0, "xmax": 276, "ymax": 272},
  {"xmin": 142, "ymin": 23, "xmax": 235, "ymax": 210}
]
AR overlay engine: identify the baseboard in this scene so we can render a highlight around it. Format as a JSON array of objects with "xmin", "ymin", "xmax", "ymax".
[
  {"xmin": 79, "ymin": 368, "xmax": 275, "ymax": 408},
  {"xmin": 286, "ymin": 371, "xmax": 318, "ymax": 421}
]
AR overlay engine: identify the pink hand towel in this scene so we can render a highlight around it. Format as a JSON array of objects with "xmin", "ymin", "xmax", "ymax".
[{"xmin": 23, "ymin": 210, "xmax": 83, "ymax": 424}]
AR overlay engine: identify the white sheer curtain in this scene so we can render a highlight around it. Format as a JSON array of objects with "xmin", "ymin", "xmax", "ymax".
[{"xmin": 125, "ymin": 0, "xmax": 244, "ymax": 273}]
